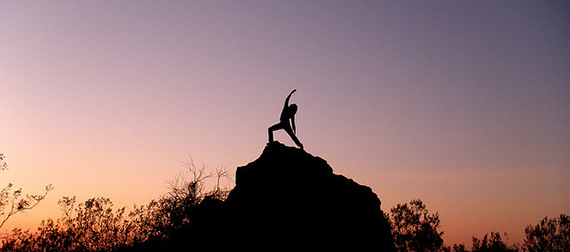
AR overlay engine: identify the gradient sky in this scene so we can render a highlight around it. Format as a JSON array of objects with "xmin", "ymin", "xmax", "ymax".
[{"xmin": 1, "ymin": 1, "xmax": 569, "ymax": 245}]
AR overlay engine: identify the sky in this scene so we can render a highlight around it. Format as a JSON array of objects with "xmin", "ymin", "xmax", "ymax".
[{"xmin": 1, "ymin": 1, "xmax": 569, "ymax": 246}]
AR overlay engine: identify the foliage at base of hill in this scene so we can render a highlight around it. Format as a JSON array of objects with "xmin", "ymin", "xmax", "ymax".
[
  {"xmin": 0, "ymin": 161, "xmax": 229, "ymax": 252},
  {"xmin": 388, "ymin": 199, "xmax": 569, "ymax": 252},
  {"xmin": 0, "ymin": 154, "xmax": 53, "ymax": 230},
  {"xmin": 0, "ymin": 151, "xmax": 567, "ymax": 251},
  {"xmin": 389, "ymin": 199, "xmax": 444, "ymax": 252},
  {"xmin": 523, "ymin": 214, "xmax": 570, "ymax": 252}
]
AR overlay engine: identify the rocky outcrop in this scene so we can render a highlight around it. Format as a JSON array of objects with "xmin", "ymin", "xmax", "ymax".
[
  {"xmin": 222, "ymin": 142, "xmax": 395, "ymax": 250},
  {"xmin": 132, "ymin": 142, "xmax": 395, "ymax": 251}
]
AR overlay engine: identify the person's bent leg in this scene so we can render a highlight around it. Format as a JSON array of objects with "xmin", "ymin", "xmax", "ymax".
[{"xmin": 268, "ymin": 123, "xmax": 282, "ymax": 143}]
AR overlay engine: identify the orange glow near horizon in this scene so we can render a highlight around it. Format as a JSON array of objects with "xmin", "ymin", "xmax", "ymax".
[{"xmin": 1, "ymin": 1, "xmax": 569, "ymax": 246}]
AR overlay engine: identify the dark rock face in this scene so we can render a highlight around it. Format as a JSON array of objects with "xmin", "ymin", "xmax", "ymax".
[
  {"xmin": 132, "ymin": 142, "xmax": 396, "ymax": 251},
  {"xmin": 222, "ymin": 142, "xmax": 395, "ymax": 250}
]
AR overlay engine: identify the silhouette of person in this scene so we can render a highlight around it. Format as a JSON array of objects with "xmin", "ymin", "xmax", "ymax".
[{"xmin": 268, "ymin": 89, "xmax": 304, "ymax": 149}]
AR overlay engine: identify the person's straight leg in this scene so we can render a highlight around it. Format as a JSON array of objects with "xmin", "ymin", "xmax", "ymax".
[{"xmin": 283, "ymin": 124, "xmax": 303, "ymax": 149}]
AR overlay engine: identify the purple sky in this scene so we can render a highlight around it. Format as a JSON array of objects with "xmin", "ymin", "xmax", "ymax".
[{"xmin": 1, "ymin": 1, "xmax": 569, "ymax": 245}]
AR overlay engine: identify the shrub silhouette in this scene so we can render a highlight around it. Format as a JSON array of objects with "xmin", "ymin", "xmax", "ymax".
[
  {"xmin": 389, "ymin": 199, "xmax": 444, "ymax": 252},
  {"xmin": 523, "ymin": 214, "xmax": 570, "ymax": 252},
  {"xmin": 0, "ymin": 154, "xmax": 53, "ymax": 230},
  {"xmin": 0, "ymin": 160, "xmax": 230, "ymax": 252},
  {"xmin": 471, "ymin": 232, "xmax": 519, "ymax": 252}
]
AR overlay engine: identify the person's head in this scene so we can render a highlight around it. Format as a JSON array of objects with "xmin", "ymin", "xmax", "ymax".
[{"xmin": 289, "ymin": 104, "xmax": 298, "ymax": 114}]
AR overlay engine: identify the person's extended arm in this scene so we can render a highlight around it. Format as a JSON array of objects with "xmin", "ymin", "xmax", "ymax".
[
  {"xmin": 291, "ymin": 116, "xmax": 296, "ymax": 134},
  {"xmin": 283, "ymin": 89, "xmax": 296, "ymax": 109}
]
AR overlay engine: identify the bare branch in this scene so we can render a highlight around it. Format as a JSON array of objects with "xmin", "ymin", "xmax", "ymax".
[{"xmin": 0, "ymin": 184, "xmax": 53, "ymax": 229}]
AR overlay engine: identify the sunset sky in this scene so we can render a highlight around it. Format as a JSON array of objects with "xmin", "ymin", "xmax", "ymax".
[{"xmin": 1, "ymin": 1, "xmax": 568, "ymax": 245}]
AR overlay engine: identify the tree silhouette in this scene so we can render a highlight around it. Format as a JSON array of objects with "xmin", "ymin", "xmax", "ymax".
[
  {"xmin": 447, "ymin": 243, "xmax": 469, "ymax": 252},
  {"xmin": 471, "ymin": 232, "xmax": 519, "ymax": 252},
  {"xmin": 523, "ymin": 214, "xmax": 570, "ymax": 252},
  {"xmin": 389, "ymin": 199, "xmax": 445, "ymax": 252}
]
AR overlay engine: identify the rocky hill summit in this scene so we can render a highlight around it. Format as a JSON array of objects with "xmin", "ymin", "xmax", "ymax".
[
  {"xmin": 219, "ymin": 142, "xmax": 395, "ymax": 250},
  {"xmin": 133, "ymin": 142, "xmax": 395, "ymax": 251}
]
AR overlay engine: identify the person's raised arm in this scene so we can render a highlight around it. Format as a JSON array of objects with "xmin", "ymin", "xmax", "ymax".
[{"xmin": 283, "ymin": 89, "xmax": 297, "ymax": 108}]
